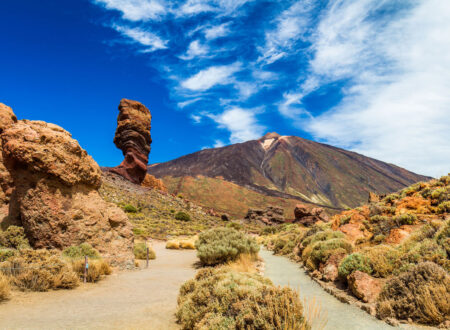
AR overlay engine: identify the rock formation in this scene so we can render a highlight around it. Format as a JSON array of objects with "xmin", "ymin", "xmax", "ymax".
[
  {"xmin": 244, "ymin": 206, "xmax": 285, "ymax": 225},
  {"xmin": 110, "ymin": 99, "xmax": 152, "ymax": 185},
  {"xmin": 0, "ymin": 103, "xmax": 17, "ymax": 206},
  {"xmin": 293, "ymin": 204, "xmax": 329, "ymax": 226},
  {"xmin": 2, "ymin": 120, "xmax": 133, "ymax": 265}
]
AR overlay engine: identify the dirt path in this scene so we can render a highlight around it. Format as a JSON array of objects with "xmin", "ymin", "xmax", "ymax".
[{"xmin": 0, "ymin": 242, "xmax": 197, "ymax": 330}]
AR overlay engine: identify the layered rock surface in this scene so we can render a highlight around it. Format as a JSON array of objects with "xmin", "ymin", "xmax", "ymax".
[
  {"xmin": 110, "ymin": 99, "xmax": 152, "ymax": 184},
  {"xmin": 0, "ymin": 103, "xmax": 17, "ymax": 206},
  {"xmin": 2, "ymin": 120, "xmax": 133, "ymax": 264}
]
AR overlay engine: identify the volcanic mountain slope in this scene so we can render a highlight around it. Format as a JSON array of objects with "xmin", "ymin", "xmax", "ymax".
[{"xmin": 148, "ymin": 133, "xmax": 430, "ymax": 217}]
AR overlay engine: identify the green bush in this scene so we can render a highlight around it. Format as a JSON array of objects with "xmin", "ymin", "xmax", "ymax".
[
  {"xmin": 338, "ymin": 253, "xmax": 372, "ymax": 279},
  {"xmin": 62, "ymin": 243, "xmax": 100, "ymax": 259},
  {"xmin": 133, "ymin": 242, "xmax": 156, "ymax": 260},
  {"xmin": 175, "ymin": 211, "xmax": 191, "ymax": 221},
  {"xmin": 195, "ymin": 228, "xmax": 259, "ymax": 266},
  {"xmin": 123, "ymin": 204, "xmax": 138, "ymax": 213},
  {"xmin": 176, "ymin": 267, "xmax": 308, "ymax": 329},
  {"xmin": 394, "ymin": 213, "xmax": 417, "ymax": 226},
  {"xmin": 0, "ymin": 226, "xmax": 30, "ymax": 249},
  {"xmin": 305, "ymin": 238, "xmax": 352, "ymax": 269}
]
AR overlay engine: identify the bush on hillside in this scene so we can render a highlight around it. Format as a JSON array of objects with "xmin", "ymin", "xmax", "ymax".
[
  {"xmin": 195, "ymin": 227, "xmax": 259, "ymax": 266},
  {"xmin": 175, "ymin": 211, "xmax": 191, "ymax": 221},
  {"xmin": 123, "ymin": 204, "xmax": 138, "ymax": 213},
  {"xmin": 338, "ymin": 253, "xmax": 372, "ymax": 279},
  {"xmin": 176, "ymin": 267, "xmax": 309, "ymax": 329},
  {"xmin": 62, "ymin": 243, "xmax": 100, "ymax": 259},
  {"xmin": 376, "ymin": 262, "xmax": 450, "ymax": 325},
  {"xmin": 303, "ymin": 238, "xmax": 352, "ymax": 270},
  {"xmin": 0, "ymin": 249, "xmax": 79, "ymax": 291},
  {"xmin": 133, "ymin": 242, "xmax": 156, "ymax": 260},
  {"xmin": 0, "ymin": 226, "xmax": 30, "ymax": 249}
]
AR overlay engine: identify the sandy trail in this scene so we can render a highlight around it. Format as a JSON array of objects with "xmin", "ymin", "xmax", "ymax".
[{"xmin": 0, "ymin": 242, "xmax": 197, "ymax": 330}]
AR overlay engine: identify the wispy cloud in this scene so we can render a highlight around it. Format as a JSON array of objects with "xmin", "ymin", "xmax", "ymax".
[
  {"xmin": 210, "ymin": 107, "xmax": 265, "ymax": 143},
  {"xmin": 94, "ymin": 0, "xmax": 166, "ymax": 21},
  {"xmin": 113, "ymin": 24, "xmax": 167, "ymax": 51},
  {"xmin": 181, "ymin": 62, "xmax": 241, "ymax": 91},
  {"xmin": 285, "ymin": 0, "xmax": 450, "ymax": 176}
]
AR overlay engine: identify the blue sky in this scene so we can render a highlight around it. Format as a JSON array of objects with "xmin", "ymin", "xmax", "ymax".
[{"xmin": 0, "ymin": 0, "xmax": 449, "ymax": 177}]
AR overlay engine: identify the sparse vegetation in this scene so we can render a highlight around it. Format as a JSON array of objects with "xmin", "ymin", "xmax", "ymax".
[
  {"xmin": 376, "ymin": 262, "xmax": 450, "ymax": 325},
  {"xmin": 133, "ymin": 242, "xmax": 156, "ymax": 260},
  {"xmin": 195, "ymin": 227, "xmax": 259, "ymax": 266},
  {"xmin": 176, "ymin": 267, "xmax": 309, "ymax": 329},
  {"xmin": 174, "ymin": 211, "xmax": 191, "ymax": 221}
]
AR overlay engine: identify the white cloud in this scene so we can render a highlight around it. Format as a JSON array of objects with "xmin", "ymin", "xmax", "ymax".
[
  {"xmin": 258, "ymin": 1, "xmax": 313, "ymax": 64},
  {"xmin": 204, "ymin": 22, "xmax": 231, "ymax": 39},
  {"xmin": 94, "ymin": 0, "xmax": 166, "ymax": 21},
  {"xmin": 181, "ymin": 62, "xmax": 241, "ymax": 91},
  {"xmin": 179, "ymin": 40, "xmax": 209, "ymax": 60},
  {"xmin": 210, "ymin": 107, "xmax": 265, "ymax": 143},
  {"xmin": 285, "ymin": 0, "xmax": 450, "ymax": 177},
  {"xmin": 113, "ymin": 25, "xmax": 167, "ymax": 51}
]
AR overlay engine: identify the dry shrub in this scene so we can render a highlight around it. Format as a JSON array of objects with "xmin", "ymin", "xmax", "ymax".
[
  {"xmin": 166, "ymin": 240, "xmax": 180, "ymax": 249},
  {"xmin": 134, "ymin": 242, "xmax": 156, "ymax": 260},
  {"xmin": 0, "ymin": 249, "xmax": 79, "ymax": 291},
  {"xmin": 376, "ymin": 262, "xmax": 450, "ymax": 325},
  {"xmin": 71, "ymin": 259, "xmax": 112, "ymax": 282},
  {"xmin": 0, "ymin": 273, "xmax": 10, "ymax": 301},
  {"xmin": 195, "ymin": 228, "xmax": 259, "ymax": 266},
  {"xmin": 362, "ymin": 245, "xmax": 399, "ymax": 278},
  {"xmin": 179, "ymin": 240, "xmax": 195, "ymax": 250},
  {"xmin": 225, "ymin": 253, "xmax": 259, "ymax": 273},
  {"xmin": 176, "ymin": 267, "xmax": 309, "ymax": 329}
]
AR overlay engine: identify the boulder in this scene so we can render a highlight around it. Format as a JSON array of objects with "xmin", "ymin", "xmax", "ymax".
[
  {"xmin": 110, "ymin": 99, "xmax": 152, "ymax": 185},
  {"xmin": 244, "ymin": 206, "xmax": 285, "ymax": 225},
  {"xmin": 2, "ymin": 120, "xmax": 133, "ymax": 265},
  {"xmin": 0, "ymin": 103, "xmax": 17, "ymax": 205},
  {"xmin": 348, "ymin": 271, "xmax": 382, "ymax": 303},
  {"xmin": 293, "ymin": 204, "xmax": 329, "ymax": 226}
]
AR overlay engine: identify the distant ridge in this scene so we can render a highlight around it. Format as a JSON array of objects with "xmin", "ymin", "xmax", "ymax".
[{"xmin": 148, "ymin": 133, "xmax": 431, "ymax": 217}]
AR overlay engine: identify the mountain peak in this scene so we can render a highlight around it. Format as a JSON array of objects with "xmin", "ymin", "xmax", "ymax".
[{"xmin": 260, "ymin": 132, "xmax": 281, "ymax": 140}]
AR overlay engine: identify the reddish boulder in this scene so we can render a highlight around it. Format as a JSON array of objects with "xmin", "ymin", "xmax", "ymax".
[
  {"xmin": 0, "ymin": 103, "xmax": 17, "ymax": 205},
  {"xmin": 110, "ymin": 99, "xmax": 152, "ymax": 185},
  {"xmin": 293, "ymin": 204, "xmax": 329, "ymax": 226},
  {"xmin": 348, "ymin": 271, "xmax": 382, "ymax": 303},
  {"xmin": 2, "ymin": 120, "xmax": 134, "ymax": 265}
]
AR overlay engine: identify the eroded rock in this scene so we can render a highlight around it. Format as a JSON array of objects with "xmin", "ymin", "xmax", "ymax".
[
  {"xmin": 244, "ymin": 206, "xmax": 285, "ymax": 225},
  {"xmin": 2, "ymin": 120, "xmax": 133, "ymax": 265},
  {"xmin": 110, "ymin": 99, "xmax": 152, "ymax": 184},
  {"xmin": 293, "ymin": 204, "xmax": 329, "ymax": 226},
  {"xmin": 348, "ymin": 270, "xmax": 382, "ymax": 303}
]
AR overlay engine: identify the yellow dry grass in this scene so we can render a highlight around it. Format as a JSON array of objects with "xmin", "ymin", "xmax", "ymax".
[{"xmin": 0, "ymin": 273, "xmax": 10, "ymax": 301}]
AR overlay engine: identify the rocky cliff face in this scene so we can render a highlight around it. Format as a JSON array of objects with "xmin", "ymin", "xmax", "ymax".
[
  {"xmin": 2, "ymin": 119, "xmax": 133, "ymax": 264},
  {"xmin": 0, "ymin": 103, "xmax": 17, "ymax": 206},
  {"xmin": 110, "ymin": 99, "xmax": 152, "ymax": 184},
  {"xmin": 148, "ymin": 132, "xmax": 431, "ymax": 211}
]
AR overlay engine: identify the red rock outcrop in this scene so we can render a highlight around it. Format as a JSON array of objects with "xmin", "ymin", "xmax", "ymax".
[
  {"xmin": 0, "ymin": 103, "xmax": 17, "ymax": 205},
  {"xmin": 2, "ymin": 120, "xmax": 134, "ymax": 265},
  {"xmin": 110, "ymin": 99, "xmax": 152, "ymax": 185},
  {"xmin": 293, "ymin": 204, "xmax": 329, "ymax": 226},
  {"xmin": 348, "ymin": 271, "xmax": 382, "ymax": 303}
]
